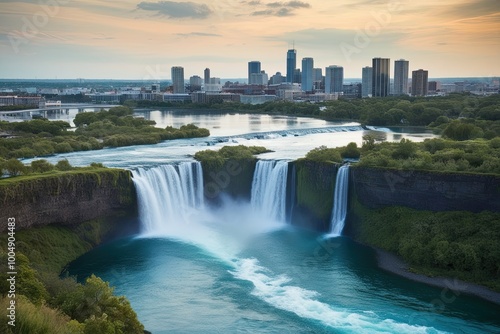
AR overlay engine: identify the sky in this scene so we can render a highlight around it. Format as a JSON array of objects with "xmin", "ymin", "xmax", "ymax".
[{"xmin": 0, "ymin": 0, "xmax": 499, "ymax": 80}]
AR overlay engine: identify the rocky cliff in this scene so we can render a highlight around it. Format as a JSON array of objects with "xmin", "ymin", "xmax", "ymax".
[
  {"xmin": 291, "ymin": 160, "xmax": 338, "ymax": 231},
  {"xmin": 350, "ymin": 167, "xmax": 500, "ymax": 213},
  {"xmin": 0, "ymin": 169, "xmax": 136, "ymax": 232}
]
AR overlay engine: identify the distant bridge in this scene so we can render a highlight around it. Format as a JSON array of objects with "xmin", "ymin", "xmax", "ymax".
[{"xmin": 0, "ymin": 104, "xmax": 118, "ymax": 115}]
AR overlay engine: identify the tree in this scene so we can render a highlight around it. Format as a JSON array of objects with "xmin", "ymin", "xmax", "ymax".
[
  {"xmin": 392, "ymin": 139, "xmax": 417, "ymax": 159},
  {"xmin": 5, "ymin": 158, "xmax": 25, "ymax": 176},
  {"xmin": 31, "ymin": 159, "xmax": 54, "ymax": 173},
  {"xmin": 56, "ymin": 159, "xmax": 73, "ymax": 171},
  {"xmin": 341, "ymin": 142, "xmax": 361, "ymax": 159}
]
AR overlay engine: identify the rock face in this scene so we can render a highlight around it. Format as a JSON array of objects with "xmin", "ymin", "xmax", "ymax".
[
  {"xmin": 200, "ymin": 158, "xmax": 257, "ymax": 204},
  {"xmin": 350, "ymin": 167, "xmax": 500, "ymax": 213},
  {"xmin": 0, "ymin": 169, "xmax": 136, "ymax": 232},
  {"xmin": 291, "ymin": 161, "xmax": 338, "ymax": 231}
]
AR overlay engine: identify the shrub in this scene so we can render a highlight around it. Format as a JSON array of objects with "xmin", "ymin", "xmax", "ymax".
[
  {"xmin": 55, "ymin": 159, "xmax": 73, "ymax": 171},
  {"xmin": 304, "ymin": 146, "xmax": 342, "ymax": 163},
  {"xmin": 55, "ymin": 142, "xmax": 74, "ymax": 153},
  {"xmin": 5, "ymin": 158, "xmax": 26, "ymax": 176},
  {"xmin": 31, "ymin": 159, "xmax": 54, "ymax": 173},
  {"xmin": 341, "ymin": 142, "xmax": 361, "ymax": 159}
]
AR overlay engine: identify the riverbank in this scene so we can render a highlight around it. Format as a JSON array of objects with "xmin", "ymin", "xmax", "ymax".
[{"xmin": 374, "ymin": 246, "xmax": 500, "ymax": 305}]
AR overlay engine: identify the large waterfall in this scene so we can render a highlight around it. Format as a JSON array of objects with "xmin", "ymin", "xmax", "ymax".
[
  {"xmin": 251, "ymin": 160, "xmax": 289, "ymax": 223},
  {"xmin": 132, "ymin": 162, "xmax": 204, "ymax": 234},
  {"xmin": 329, "ymin": 165, "xmax": 350, "ymax": 236}
]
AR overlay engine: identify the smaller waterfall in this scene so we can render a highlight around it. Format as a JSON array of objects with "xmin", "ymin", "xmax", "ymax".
[
  {"xmin": 329, "ymin": 165, "xmax": 350, "ymax": 236},
  {"xmin": 251, "ymin": 160, "xmax": 289, "ymax": 223},
  {"xmin": 132, "ymin": 162, "xmax": 204, "ymax": 234}
]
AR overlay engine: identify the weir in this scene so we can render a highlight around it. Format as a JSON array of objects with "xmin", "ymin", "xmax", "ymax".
[
  {"xmin": 132, "ymin": 162, "xmax": 204, "ymax": 234},
  {"xmin": 251, "ymin": 160, "xmax": 289, "ymax": 223},
  {"xmin": 330, "ymin": 165, "xmax": 350, "ymax": 236}
]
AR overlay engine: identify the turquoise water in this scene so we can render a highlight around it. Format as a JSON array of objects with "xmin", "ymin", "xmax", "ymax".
[{"xmin": 67, "ymin": 228, "xmax": 500, "ymax": 333}]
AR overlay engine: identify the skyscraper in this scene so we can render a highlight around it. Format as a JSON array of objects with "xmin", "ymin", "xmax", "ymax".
[
  {"xmin": 313, "ymin": 68, "xmax": 323, "ymax": 91},
  {"xmin": 301, "ymin": 57, "xmax": 314, "ymax": 93},
  {"xmin": 394, "ymin": 59, "xmax": 409, "ymax": 95},
  {"xmin": 189, "ymin": 75, "xmax": 202, "ymax": 92},
  {"xmin": 204, "ymin": 68, "xmax": 210, "ymax": 84},
  {"xmin": 412, "ymin": 69, "xmax": 429, "ymax": 96},
  {"xmin": 325, "ymin": 65, "xmax": 343, "ymax": 94},
  {"xmin": 362, "ymin": 66, "xmax": 372, "ymax": 97},
  {"xmin": 372, "ymin": 58, "xmax": 390, "ymax": 97},
  {"xmin": 286, "ymin": 49, "xmax": 297, "ymax": 83},
  {"xmin": 171, "ymin": 66, "xmax": 185, "ymax": 94},
  {"xmin": 248, "ymin": 61, "xmax": 261, "ymax": 84}
]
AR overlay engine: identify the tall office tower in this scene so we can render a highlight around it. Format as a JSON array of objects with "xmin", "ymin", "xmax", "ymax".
[
  {"xmin": 189, "ymin": 75, "xmax": 203, "ymax": 92},
  {"xmin": 313, "ymin": 68, "xmax": 323, "ymax": 82},
  {"xmin": 394, "ymin": 59, "xmax": 409, "ymax": 95},
  {"xmin": 313, "ymin": 68, "xmax": 323, "ymax": 91},
  {"xmin": 372, "ymin": 57, "xmax": 390, "ymax": 97},
  {"xmin": 204, "ymin": 68, "xmax": 210, "ymax": 84},
  {"xmin": 286, "ymin": 49, "xmax": 297, "ymax": 83},
  {"xmin": 171, "ymin": 66, "xmax": 185, "ymax": 94},
  {"xmin": 293, "ymin": 68, "xmax": 301, "ymax": 84},
  {"xmin": 248, "ymin": 61, "xmax": 261, "ymax": 84},
  {"xmin": 412, "ymin": 69, "xmax": 429, "ymax": 96},
  {"xmin": 325, "ymin": 65, "xmax": 344, "ymax": 93},
  {"xmin": 362, "ymin": 66, "xmax": 373, "ymax": 97},
  {"xmin": 301, "ymin": 57, "xmax": 314, "ymax": 92}
]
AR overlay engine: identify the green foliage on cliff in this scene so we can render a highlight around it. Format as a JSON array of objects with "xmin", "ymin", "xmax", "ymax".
[
  {"xmin": 0, "ymin": 220, "xmax": 144, "ymax": 334},
  {"xmin": 0, "ymin": 167, "xmax": 135, "ymax": 209},
  {"xmin": 194, "ymin": 145, "xmax": 271, "ymax": 170},
  {"xmin": 350, "ymin": 201, "xmax": 500, "ymax": 291},
  {"xmin": 358, "ymin": 137, "xmax": 500, "ymax": 174},
  {"xmin": 0, "ymin": 106, "xmax": 210, "ymax": 159},
  {"xmin": 300, "ymin": 143, "xmax": 360, "ymax": 163}
]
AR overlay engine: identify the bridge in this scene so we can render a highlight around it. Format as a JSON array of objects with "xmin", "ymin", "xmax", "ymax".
[{"xmin": 0, "ymin": 103, "xmax": 118, "ymax": 116}]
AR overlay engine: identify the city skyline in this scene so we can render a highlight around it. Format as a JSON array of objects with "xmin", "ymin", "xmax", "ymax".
[{"xmin": 0, "ymin": 0, "xmax": 499, "ymax": 79}]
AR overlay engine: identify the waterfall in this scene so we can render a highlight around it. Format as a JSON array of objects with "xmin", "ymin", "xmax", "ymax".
[
  {"xmin": 329, "ymin": 165, "xmax": 350, "ymax": 236},
  {"xmin": 251, "ymin": 160, "xmax": 289, "ymax": 223},
  {"xmin": 132, "ymin": 162, "xmax": 204, "ymax": 234}
]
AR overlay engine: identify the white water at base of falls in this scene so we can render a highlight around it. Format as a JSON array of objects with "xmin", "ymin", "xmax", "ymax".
[
  {"xmin": 329, "ymin": 165, "xmax": 350, "ymax": 237},
  {"xmin": 250, "ymin": 160, "xmax": 289, "ymax": 223}
]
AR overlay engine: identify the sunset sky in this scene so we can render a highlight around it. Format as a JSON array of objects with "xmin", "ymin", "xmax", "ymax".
[{"xmin": 0, "ymin": 0, "xmax": 499, "ymax": 80}]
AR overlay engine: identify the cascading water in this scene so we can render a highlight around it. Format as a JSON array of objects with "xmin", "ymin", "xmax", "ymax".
[
  {"xmin": 251, "ymin": 160, "xmax": 289, "ymax": 223},
  {"xmin": 329, "ymin": 164, "xmax": 350, "ymax": 236},
  {"xmin": 132, "ymin": 162, "xmax": 204, "ymax": 235}
]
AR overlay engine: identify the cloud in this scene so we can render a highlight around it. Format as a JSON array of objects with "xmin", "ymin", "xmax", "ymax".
[
  {"xmin": 285, "ymin": 1, "xmax": 311, "ymax": 8},
  {"xmin": 443, "ymin": 0, "xmax": 500, "ymax": 19},
  {"xmin": 267, "ymin": 2, "xmax": 282, "ymax": 8},
  {"xmin": 177, "ymin": 32, "xmax": 222, "ymax": 37},
  {"xmin": 251, "ymin": 0, "xmax": 310, "ymax": 16},
  {"xmin": 137, "ymin": 1, "xmax": 212, "ymax": 19}
]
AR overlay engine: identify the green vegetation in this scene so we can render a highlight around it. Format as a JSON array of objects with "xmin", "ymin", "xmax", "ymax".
[
  {"xmin": 299, "ymin": 143, "xmax": 361, "ymax": 164},
  {"xmin": 194, "ymin": 145, "xmax": 271, "ymax": 170},
  {"xmin": 358, "ymin": 137, "xmax": 500, "ymax": 174},
  {"xmin": 349, "ymin": 201, "xmax": 500, "ymax": 291},
  {"xmin": 0, "ymin": 220, "xmax": 144, "ymax": 333},
  {"xmin": 0, "ymin": 158, "xmax": 107, "ymax": 178},
  {"xmin": 0, "ymin": 106, "xmax": 210, "ymax": 159}
]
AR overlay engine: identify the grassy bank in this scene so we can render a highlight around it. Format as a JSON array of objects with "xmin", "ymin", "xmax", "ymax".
[
  {"xmin": 348, "ymin": 200, "xmax": 500, "ymax": 292},
  {"xmin": 0, "ymin": 218, "xmax": 144, "ymax": 334}
]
